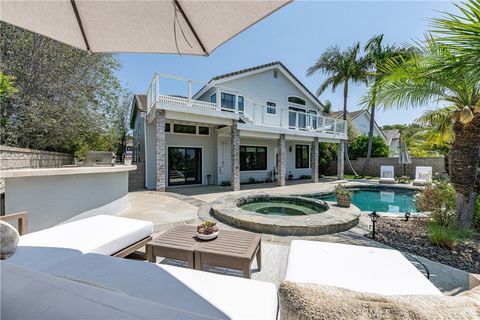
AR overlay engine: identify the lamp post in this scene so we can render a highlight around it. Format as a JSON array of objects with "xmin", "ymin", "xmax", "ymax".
[
  {"xmin": 405, "ymin": 211, "xmax": 411, "ymax": 222},
  {"xmin": 368, "ymin": 211, "xmax": 380, "ymax": 239}
]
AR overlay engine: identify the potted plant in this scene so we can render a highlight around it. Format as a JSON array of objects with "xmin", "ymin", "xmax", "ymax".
[
  {"xmin": 288, "ymin": 171, "xmax": 293, "ymax": 180},
  {"xmin": 335, "ymin": 184, "xmax": 352, "ymax": 207}
]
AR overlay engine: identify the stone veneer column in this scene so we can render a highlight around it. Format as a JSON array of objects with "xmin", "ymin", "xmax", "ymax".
[
  {"xmin": 311, "ymin": 137, "xmax": 319, "ymax": 183},
  {"xmin": 337, "ymin": 140, "xmax": 345, "ymax": 180},
  {"xmin": 231, "ymin": 120, "xmax": 240, "ymax": 191},
  {"xmin": 155, "ymin": 110, "xmax": 166, "ymax": 191},
  {"xmin": 277, "ymin": 134, "xmax": 286, "ymax": 187}
]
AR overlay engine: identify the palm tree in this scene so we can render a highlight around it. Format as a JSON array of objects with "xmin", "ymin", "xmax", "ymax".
[
  {"xmin": 432, "ymin": 0, "xmax": 480, "ymax": 75},
  {"xmin": 322, "ymin": 99, "xmax": 332, "ymax": 114},
  {"xmin": 307, "ymin": 43, "xmax": 369, "ymax": 178},
  {"xmin": 377, "ymin": 38, "xmax": 480, "ymax": 228},
  {"xmin": 361, "ymin": 35, "xmax": 410, "ymax": 175}
]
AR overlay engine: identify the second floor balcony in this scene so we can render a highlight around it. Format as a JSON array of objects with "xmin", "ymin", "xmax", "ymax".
[{"xmin": 146, "ymin": 73, "xmax": 347, "ymax": 137}]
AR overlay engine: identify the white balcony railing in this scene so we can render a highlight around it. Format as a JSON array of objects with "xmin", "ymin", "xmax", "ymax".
[{"xmin": 146, "ymin": 73, "xmax": 347, "ymax": 136}]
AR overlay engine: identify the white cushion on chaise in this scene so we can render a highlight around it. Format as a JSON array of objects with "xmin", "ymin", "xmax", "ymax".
[
  {"xmin": 379, "ymin": 165, "xmax": 395, "ymax": 184},
  {"xmin": 8, "ymin": 215, "xmax": 153, "ymax": 271},
  {"xmin": 413, "ymin": 166, "xmax": 433, "ymax": 186},
  {"xmin": 1, "ymin": 262, "xmax": 223, "ymax": 320},
  {"xmin": 45, "ymin": 253, "xmax": 278, "ymax": 320},
  {"xmin": 284, "ymin": 240, "xmax": 442, "ymax": 296}
]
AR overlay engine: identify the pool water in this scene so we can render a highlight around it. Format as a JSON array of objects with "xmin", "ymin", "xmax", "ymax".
[
  {"xmin": 315, "ymin": 188, "xmax": 417, "ymax": 213},
  {"xmin": 239, "ymin": 199, "xmax": 327, "ymax": 216}
]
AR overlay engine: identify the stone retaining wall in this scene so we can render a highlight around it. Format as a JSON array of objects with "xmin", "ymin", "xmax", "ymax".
[
  {"xmin": 0, "ymin": 145, "xmax": 74, "ymax": 170},
  {"xmin": 325, "ymin": 156, "xmax": 446, "ymax": 178},
  {"xmin": 128, "ymin": 161, "xmax": 145, "ymax": 191}
]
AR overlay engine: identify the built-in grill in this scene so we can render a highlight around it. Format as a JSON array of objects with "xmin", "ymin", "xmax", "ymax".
[{"xmin": 82, "ymin": 151, "xmax": 115, "ymax": 166}]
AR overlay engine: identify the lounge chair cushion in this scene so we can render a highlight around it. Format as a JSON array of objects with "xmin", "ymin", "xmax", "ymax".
[
  {"xmin": 284, "ymin": 240, "xmax": 442, "ymax": 296},
  {"xmin": 278, "ymin": 281, "xmax": 480, "ymax": 320},
  {"xmin": 0, "ymin": 220, "xmax": 19, "ymax": 260},
  {"xmin": 45, "ymin": 253, "xmax": 278, "ymax": 320},
  {"xmin": 1, "ymin": 262, "xmax": 224, "ymax": 320},
  {"xmin": 8, "ymin": 215, "xmax": 153, "ymax": 271}
]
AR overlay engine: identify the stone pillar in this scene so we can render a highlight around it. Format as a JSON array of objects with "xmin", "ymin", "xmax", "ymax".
[
  {"xmin": 231, "ymin": 120, "xmax": 240, "ymax": 191},
  {"xmin": 155, "ymin": 110, "xmax": 166, "ymax": 191},
  {"xmin": 277, "ymin": 134, "xmax": 286, "ymax": 187},
  {"xmin": 311, "ymin": 137, "xmax": 319, "ymax": 183},
  {"xmin": 337, "ymin": 140, "xmax": 345, "ymax": 180}
]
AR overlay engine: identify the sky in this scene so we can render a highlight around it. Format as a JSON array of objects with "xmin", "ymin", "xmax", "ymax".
[{"xmin": 117, "ymin": 1, "xmax": 458, "ymax": 126}]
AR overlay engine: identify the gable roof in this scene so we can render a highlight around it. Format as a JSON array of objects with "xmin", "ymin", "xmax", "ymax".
[
  {"xmin": 383, "ymin": 129, "xmax": 400, "ymax": 145},
  {"xmin": 129, "ymin": 94, "xmax": 147, "ymax": 129},
  {"xmin": 193, "ymin": 61, "xmax": 324, "ymax": 109},
  {"xmin": 330, "ymin": 110, "xmax": 365, "ymax": 120}
]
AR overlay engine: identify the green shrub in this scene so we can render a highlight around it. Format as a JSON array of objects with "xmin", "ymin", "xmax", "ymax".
[
  {"xmin": 428, "ymin": 224, "xmax": 470, "ymax": 249},
  {"xmin": 299, "ymin": 175, "xmax": 311, "ymax": 180},
  {"xmin": 416, "ymin": 181, "xmax": 456, "ymax": 227},
  {"xmin": 334, "ymin": 184, "xmax": 352, "ymax": 197},
  {"xmin": 247, "ymin": 177, "xmax": 258, "ymax": 184},
  {"xmin": 221, "ymin": 181, "xmax": 231, "ymax": 187},
  {"xmin": 318, "ymin": 143, "xmax": 337, "ymax": 174},
  {"xmin": 348, "ymin": 136, "xmax": 389, "ymax": 160},
  {"xmin": 473, "ymin": 197, "xmax": 480, "ymax": 232}
]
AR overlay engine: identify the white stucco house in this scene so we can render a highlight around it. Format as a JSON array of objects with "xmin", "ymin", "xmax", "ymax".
[{"xmin": 130, "ymin": 62, "xmax": 347, "ymax": 191}]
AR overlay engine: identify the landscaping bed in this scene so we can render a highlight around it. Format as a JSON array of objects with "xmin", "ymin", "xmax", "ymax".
[{"xmin": 373, "ymin": 217, "xmax": 480, "ymax": 274}]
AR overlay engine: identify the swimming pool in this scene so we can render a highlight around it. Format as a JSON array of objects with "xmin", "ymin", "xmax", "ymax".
[
  {"xmin": 239, "ymin": 197, "xmax": 328, "ymax": 216},
  {"xmin": 313, "ymin": 187, "xmax": 417, "ymax": 213}
]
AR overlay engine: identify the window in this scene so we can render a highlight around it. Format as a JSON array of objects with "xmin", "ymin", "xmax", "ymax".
[
  {"xmin": 221, "ymin": 92, "xmax": 236, "ymax": 110},
  {"xmin": 240, "ymin": 146, "xmax": 267, "ymax": 171},
  {"xmin": 198, "ymin": 126, "xmax": 210, "ymax": 135},
  {"xmin": 165, "ymin": 123, "xmax": 171, "ymax": 132},
  {"xmin": 266, "ymin": 101, "xmax": 276, "ymax": 114},
  {"xmin": 308, "ymin": 110, "xmax": 317, "ymax": 129},
  {"xmin": 289, "ymin": 107, "xmax": 306, "ymax": 128},
  {"xmin": 173, "ymin": 124, "xmax": 196, "ymax": 134},
  {"xmin": 238, "ymin": 96, "xmax": 244, "ymax": 113},
  {"xmin": 210, "ymin": 93, "xmax": 216, "ymax": 104},
  {"xmin": 288, "ymin": 96, "xmax": 306, "ymax": 105},
  {"xmin": 295, "ymin": 145, "xmax": 309, "ymax": 169}
]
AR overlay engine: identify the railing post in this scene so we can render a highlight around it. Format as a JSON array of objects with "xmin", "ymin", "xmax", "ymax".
[
  {"xmin": 261, "ymin": 105, "xmax": 265, "ymax": 125},
  {"xmin": 187, "ymin": 80, "xmax": 192, "ymax": 106},
  {"xmin": 322, "ymin": 117, "xmax": 325, "ymax": 132},
  {"xmin": 333, "ymin": 120, "xmax": 337, "ymax": 134},
  {"xmin": 216, "ymin": 88, "xmax": 221, "ymax": 111},
  {"xmin": 155, "ymin": 74, "xmax": 160, "ymax": 103}
]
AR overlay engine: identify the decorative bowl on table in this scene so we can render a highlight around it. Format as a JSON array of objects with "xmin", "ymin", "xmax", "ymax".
[{"xmin": 196, "ymin": 220, "xmax": 219, "ymax": 240}]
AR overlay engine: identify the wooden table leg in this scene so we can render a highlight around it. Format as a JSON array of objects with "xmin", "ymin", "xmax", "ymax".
[
  {"xmin": 146, "ymin": 245, "xmax": 155, "ymax": 263},
  {"xmin": 242, "ymin": 261, "xmax": 252, "ymax": 279},
  {"xmin": 194, "ymin": 252, "xmax": 202, "ymax": 271},
  {"xmin": 256, "ymin": 242, "xmax": 262, "ymax": 271},
  {"xmin": 187, "ymin": 252, "xmax": 195, "ymax": 269}
]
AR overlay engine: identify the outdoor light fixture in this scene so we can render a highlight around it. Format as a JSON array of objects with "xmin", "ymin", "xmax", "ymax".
[
  {"xmin": 405, "ymin": 212, "xmax": 411, "ymax": 222},
  {"xmin": 368, "ymin": 211, "xmax": 380, "ymax": 239}
]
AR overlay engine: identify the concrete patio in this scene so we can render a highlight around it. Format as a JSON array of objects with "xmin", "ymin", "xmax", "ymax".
[{"xmin": 118, "ymin": 180, "xmax": 471, "ymax": 296}]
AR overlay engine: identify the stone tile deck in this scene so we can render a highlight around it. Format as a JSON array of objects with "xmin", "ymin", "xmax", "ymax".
[{"xmin": 119, "ymin": 181, "xmax": 470, "ymax": 296}]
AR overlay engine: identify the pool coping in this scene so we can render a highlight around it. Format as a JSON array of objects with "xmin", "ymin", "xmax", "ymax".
[{"xmin": 210, "ymin": 192, "xmax": 361, "ymax": 236}]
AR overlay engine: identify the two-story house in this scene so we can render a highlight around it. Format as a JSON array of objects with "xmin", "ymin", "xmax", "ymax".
[{"xmin": 130, "ymin": 62, "xmax": 347, "ymax": 191}]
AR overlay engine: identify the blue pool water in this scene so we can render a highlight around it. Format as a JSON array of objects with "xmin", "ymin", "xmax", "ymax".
[{"xmin": 314, "ymin": 188, "xmax": 417, "ymax": 213}]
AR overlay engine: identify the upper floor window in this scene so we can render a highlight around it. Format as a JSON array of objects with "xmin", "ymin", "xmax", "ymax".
[
  {"xmin": 210, "ymin": 93, "xmax": 216, "ymax": 104},
  {"xmin": 221, "ymin": 92, "xmax": 236, "ymax": 110},
  {"xmin": 238, "ymin": 96, "xmax": 244, "ymax": 113},
  {"xmin": 288, "ymin": 96, "xmax": 306, "ymax": 106},
  {"xmin": 266, "ymin": 101, "xmax": 276, "ymax": 114}
]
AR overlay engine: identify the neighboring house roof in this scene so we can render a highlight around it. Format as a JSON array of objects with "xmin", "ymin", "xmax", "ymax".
[
  {"xmin": 383, "ymin": 129, "xmax": 400, "ymax": 146},
  {"xmin": 129, "ymin": 94, "xmax": 147, "ymax": 129},
  {"xmin": 330, "ymin": 109, "xmax": 387, "ymax": 142},
  {"xmin": 193, "ymin": 61, "xmax": 324, "ymax": 109}
]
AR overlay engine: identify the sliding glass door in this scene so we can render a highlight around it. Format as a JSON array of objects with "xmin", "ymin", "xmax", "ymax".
[{"xmin": 168, "ymin": 147, "xmax": 202, "ymax": 186}]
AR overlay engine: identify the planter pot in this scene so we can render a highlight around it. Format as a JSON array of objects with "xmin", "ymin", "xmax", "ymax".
[
  {"xmin": 336, "ymin": 194, "xmax": 352, "ymax": 208},
  {"xmin": 124, "ymin": 158, "xmax": 132, "ymax": 166}
]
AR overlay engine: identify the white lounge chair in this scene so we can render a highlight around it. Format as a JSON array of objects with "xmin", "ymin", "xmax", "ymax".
[
  {"xmin": 413, "ymin": 166, "xmax": 433, "ymax": 186},
  {"xmin": 3, "ymin": 214, "xmax": 154, "ymax": 271},
  {"xmin": 379, "ymin": 165, "xmax": 395, "ymax": 184},
  {"xmin": 284, "ymin": 240, "xmax": 441, "ymax": 296}
]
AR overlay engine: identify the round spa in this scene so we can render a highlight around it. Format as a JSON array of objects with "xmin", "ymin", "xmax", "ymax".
[{"xmin": 210, "ymin": 194, "xmax": 360, "ymax": 236}]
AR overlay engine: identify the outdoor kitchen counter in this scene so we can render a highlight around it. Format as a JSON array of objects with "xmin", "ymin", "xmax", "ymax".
[
  {"xmin": 0, "ymin": 165, "xmax": 136, "ymax": 178},
  {"xmin": 2, "ymin": 165, "xmax": 137, "ymax": 232}
]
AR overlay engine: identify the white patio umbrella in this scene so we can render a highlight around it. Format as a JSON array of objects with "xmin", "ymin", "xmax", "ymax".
[
  {"xmin": 398, "ymin": 141, "xmax": 412, "ymax": 176},
  {"xmin": 0, "ymin": 0, "xmax": 291, "ymax": 55}
]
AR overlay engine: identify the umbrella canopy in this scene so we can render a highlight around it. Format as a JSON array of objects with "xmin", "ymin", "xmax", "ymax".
[
  {"xmin": 398, "ymin": 142, "xmax": 412, "ymax": 165},
  {"xmin": 0, "ymin": 0, "xmax": 290, "ymax": 55}
]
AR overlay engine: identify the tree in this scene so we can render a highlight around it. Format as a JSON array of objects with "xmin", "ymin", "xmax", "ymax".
[
  {"xmin": 348, "ymin": 136, "xmax": 389, "ymax": 160},
  {"xmin": 432, "ymin": 0, "xmax": 480, "ymax": 75},
  {"xmin": 377, "ymin": 38, "xmax": 480, "ymax": 228},
  {"xmin": 361, "ymin": 35, "xmax": 410, "ymax": 175},
  {"xmin": 322, "ymin": 99, "xmax": 332, "ymax": 114},
  {"xmin": 0, "ymin": 23, "xmax": 126, "ymax": 157},
  {"xmin": 307, "ymin": 43, "xmax": 369, "ymax": 177}
]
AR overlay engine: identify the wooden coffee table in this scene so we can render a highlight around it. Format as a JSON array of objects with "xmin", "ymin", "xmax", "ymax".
[{"xmin": 145, "ymin": 225, "xmax": 261, "ymax": 278}]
